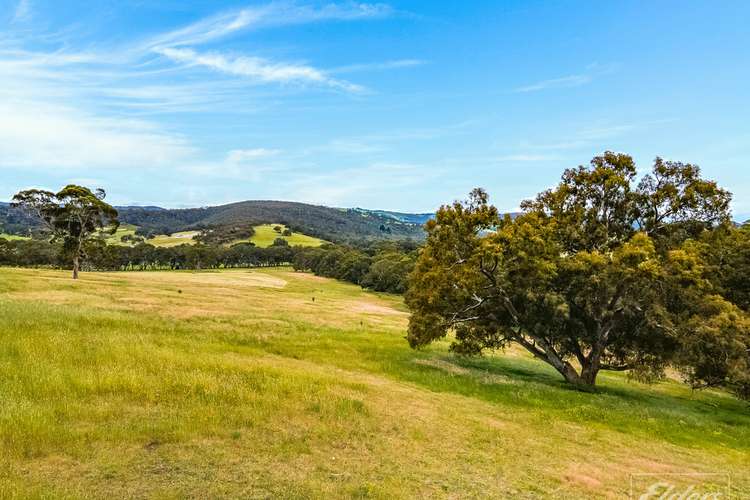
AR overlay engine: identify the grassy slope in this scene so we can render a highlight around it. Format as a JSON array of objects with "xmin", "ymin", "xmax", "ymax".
[
  {"xmin": 0, "ymin": 233, "xmax": 29, "ymax": 241},
  {"xmin": 140, "ymin": 224, "xmax": 326, "ymax": 248},
  {"xmin": 245, "ymin": 224, "xmax": 325, "ymax": 248},
  {"xmin": 103, "ymin": 224, "xmax": 138, "ymax": 245},
  {"xmin": 0, "ymin": 268, "xmax": 747, "ymax": 498},
  {"xmin": 147, "ymin": 231, "xmax": 201, "ymax": 248}
]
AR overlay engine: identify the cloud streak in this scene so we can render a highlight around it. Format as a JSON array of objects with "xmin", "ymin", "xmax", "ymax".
[
  {"xmin": 144, "ymin": 2, "xmax": 392, "ymax": 49},
  {"xmin": 0, "ymin": 1, "xmax": 407, "ymax": 174},
  {"xmin": 515, "ymin": 74, "xmax": 591, "ymax": 93},
  {"xmin": 331, "ymin": 59, "xmax": 425, "ymax": 74},
  {"xmin": 155, "ymin": 47, "xmax": 364, "ymax": 92},
  {"xmin": 226, "ymin": 148, "xmax": 281, "ymax": 164},
  {"xmin": 514, "ymin": 63, "xmax": 619, "ymax": 93}
]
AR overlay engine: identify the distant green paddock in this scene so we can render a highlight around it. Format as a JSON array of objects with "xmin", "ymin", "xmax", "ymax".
[
  {"xmin": 143, "ymin": 224, "xmax": 326, "ymax": 248},
  {"xmin": 146, "ymin": 230, "xmax": 201, "ymax": 247},
  {"xmin": 0, "ymin": 233, "xmax": 29, "ymax": 241},
  {"xmin": 103, "ymin": 224, "xmax": 138, "ymax": 245},
  {"xmin": 245, "ymin": 224, "xmax": 326, "ymax": 247}
]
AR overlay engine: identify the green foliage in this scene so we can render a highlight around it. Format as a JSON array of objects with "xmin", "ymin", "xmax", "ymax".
[
  {"xmin": 11, "ymin": 185, "xmax": 119, "ymax": 279},
  {"xmin": 120, "ymin": 234, "xmax": 145, "ymax": 244},
  {"xmin": 407, "ymin": 153, "xmax": 749, "ymax": 399},
  {"xmin": 360, "ymin": 252, "xmax": 414, "ymax": 294},
  {"xmin": 674, "ymin": 296, "xmax": 750, "ymax": 400},
  {"xmin": 292, "ymin": 242, "xmax": 415, "ymax": 294},
  {"xmin": 699, "ymin": 223, "xmax": 750, "ymax": 311},
  {"xmin": 195, "ymin": 225, "xmax": 255, "ymax": 245}
]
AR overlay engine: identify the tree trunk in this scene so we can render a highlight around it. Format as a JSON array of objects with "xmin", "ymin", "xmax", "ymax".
[
  {"xmin": 557, "ymin": 362, "xmax": 598, "ymax": 391},
  {"xmin": 515, "ymin": 336, "xmax": 599, "ymax": 390},
  {"xmin": 72, "ymin": 254, "xmax": 80, "ymax": 280},
  {"xmin": 579, "ymin": 362, "xmax": 600, "ymax": 387}
]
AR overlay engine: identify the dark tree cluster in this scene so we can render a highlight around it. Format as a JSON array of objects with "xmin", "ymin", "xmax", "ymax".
[
  {"xmin": 0, "ymin": 224, "xmax": 418, "ymax": 292},
  {"xmin": 0, "ymin": 238, "xmax": 64, "ymax": 268},
  {"xmin": 194, "ymin": 225, "xmax": 256, "ymax": 245},
  {"xmin": 292, "ymin": 241, "xmax": 417, "ymax": 294},
  {"xmin": 0, "ymin": 238, "xmax": 296, "ymax": 272}
]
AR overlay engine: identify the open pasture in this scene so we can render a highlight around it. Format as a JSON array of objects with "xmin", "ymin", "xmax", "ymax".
[{"xmin": 0, "ymin": 267, "xmax": 747, "ymax": 498}]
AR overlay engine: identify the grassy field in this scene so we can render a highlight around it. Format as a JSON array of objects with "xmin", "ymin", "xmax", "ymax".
[
  {"xmin": 136, "ymin": 224, "xmax": 325, "ymax": 248},
  {"xmin": 0, "ymin": 268, "xmax": 747, "ymax": 498},
  {"xmin": 147, "ymin": 230, "xmax": 202, "ymax": 248},
  {"xmin": 246, "ymin": 224, "xmax": 325, "ymax": 248},
  {"xmin": 103, "ymin": 224, "xmax": 139, "ymax": 245},
  {"xmin": 0, "ymin": 233, "xmax": 29, "ymax": 241}
]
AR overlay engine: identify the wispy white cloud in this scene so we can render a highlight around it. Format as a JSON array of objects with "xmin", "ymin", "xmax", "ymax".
[
  {"xmin": 518, "ymin": 119, "xmax": 677, "ymax": 152},
  {"xmin": 515, "ymin": 74, "xmax": 591, "ymax": 93},
  {"xmin": 140, "ymin": 2, "xmax": 393, "ymax": 93},
  {"xmin": 0, "ymin": 100, "xmax": 193, "ymax": 169},
  {"xmin": 514, "ymin": 63, "xmax": 619, "ymax": 93},
  {"xmin": 331, "ymin": 59, "xmax": 425, "ymax": 74},
  {"xmin": 226, "ymin": 148, "xmax": 281, "ymax": 164},
  {"xmin": 12, "ymin": 0, "xmax": 32, "ymax": 23},
  {"xmin": 492, "ymin": 154, "xmax": 556, "ymax": 162},
  {"xmin": 288, "ymin": 162, "xmax": 431, "ymax": 206},
  {"xmin": 319, "ymin": 139, "xmax": 384, "ymax": 154},
  {"xmin": 155, "ymin": 47, "xmax": 364, "ymax": 92},
  {"xmin": 178, "ymin": 147, "xmax": 286, "ymax": 180},
  {"xmin": 0, "ymin": 2, "xmax": 407, "ymax": 173},
  {"xmin": 144, "ymin": 2, "xmax": 393, "ymax": 49}
]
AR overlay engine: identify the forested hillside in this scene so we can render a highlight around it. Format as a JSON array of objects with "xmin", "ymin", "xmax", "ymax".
[
  {"xmin": 0, "ymin": 202, "xmax": 37, "ymax": 236},
  {"xmin": 0, "ymin": 200, "xmax": 427, "ymax": 242}
]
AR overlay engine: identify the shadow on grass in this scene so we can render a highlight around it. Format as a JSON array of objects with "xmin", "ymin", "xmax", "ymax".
[{"xmin": 390, "ymin": 348, "xmax": 750, "ymax": 451}]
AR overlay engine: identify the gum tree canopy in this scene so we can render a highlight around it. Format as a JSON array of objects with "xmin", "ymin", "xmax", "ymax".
[
  {"xmin": 407, "ymin": 152, "xmax": 749, "ymax": 396},
  {"xmin": 12, "ymin": 185, "xmax": 119, "ymax": 279}
]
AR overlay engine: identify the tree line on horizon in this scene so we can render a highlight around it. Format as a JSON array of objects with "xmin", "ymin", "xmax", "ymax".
[
  {"xmin": 0, "ymin": 236, "xmax": 417, "ymax": 295},
  {"xmin": 0, "ymin": 186, "xmax": 416, "ymax": 294}
]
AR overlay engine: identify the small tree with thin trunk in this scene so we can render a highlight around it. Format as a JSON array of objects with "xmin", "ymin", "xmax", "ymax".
[
  {"xmin": 406, "ymin": 153, "xmax": 742, "ymax": 391},
  {"xmin": 12, "ymin": 185, "xmax": 119, "ymax": 279}
]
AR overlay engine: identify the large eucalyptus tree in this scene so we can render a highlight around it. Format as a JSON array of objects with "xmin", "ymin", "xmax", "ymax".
[
  {"xmin": 12, "ymin": 185, "xmax": 119, "ymax": 279},
  {"xmin": 407, "ymin": 153, "xmax": 749, "ymax": 398}
]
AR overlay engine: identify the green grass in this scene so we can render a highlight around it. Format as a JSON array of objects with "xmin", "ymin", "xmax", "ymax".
[
  {"xmin": 141, "ymin": 224, "xmax": 326, "ymax": 248},
  {"xmin": 244, "ymin": 224, "xmax": 326, "ymax": 247},
  {"xmin": 102, "ymin": 224, "xmax": 139, "ymax": 245},
  {"xmin": 0, "ymin": 267, "xmax": 747, "ymax": 498},
  {"xmin": 147, "ymin": 230, "xmax": 201, "ymax": 247},
  {"xmin": 0, "ymin": 233, "xmax": 29, "ymax": 241}
]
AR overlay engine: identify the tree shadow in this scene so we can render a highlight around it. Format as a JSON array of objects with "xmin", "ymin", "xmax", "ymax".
[{"xmin": 399, "ymin": 350, "xmax": 750, "ymax": 451}]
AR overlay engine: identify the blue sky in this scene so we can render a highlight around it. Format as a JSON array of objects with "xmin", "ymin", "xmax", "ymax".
[{"xmin": 1, "ymin": 1, "xmax": 748, "ymax": 218}]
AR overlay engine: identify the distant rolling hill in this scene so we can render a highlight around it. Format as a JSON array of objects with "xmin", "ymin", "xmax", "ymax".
[
  {"xmin": 1, "ymin": 199, "xmax": 430, "ymax": 242},
  {"xmin": 115, "ymin": 200, "xmax": 427, "ymax": 242},
  {"xmin": 355, "ymin": 209, "xmax": 434, "ymax": 225}
]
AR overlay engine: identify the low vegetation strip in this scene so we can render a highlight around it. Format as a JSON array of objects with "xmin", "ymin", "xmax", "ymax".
[
  {"xmin": 0, "ymin": 233, "xmax": 28, "ymax": 241},
  {"xmin": 0, "ymin": 268, "xmax": 747, "ymax": 498}
]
